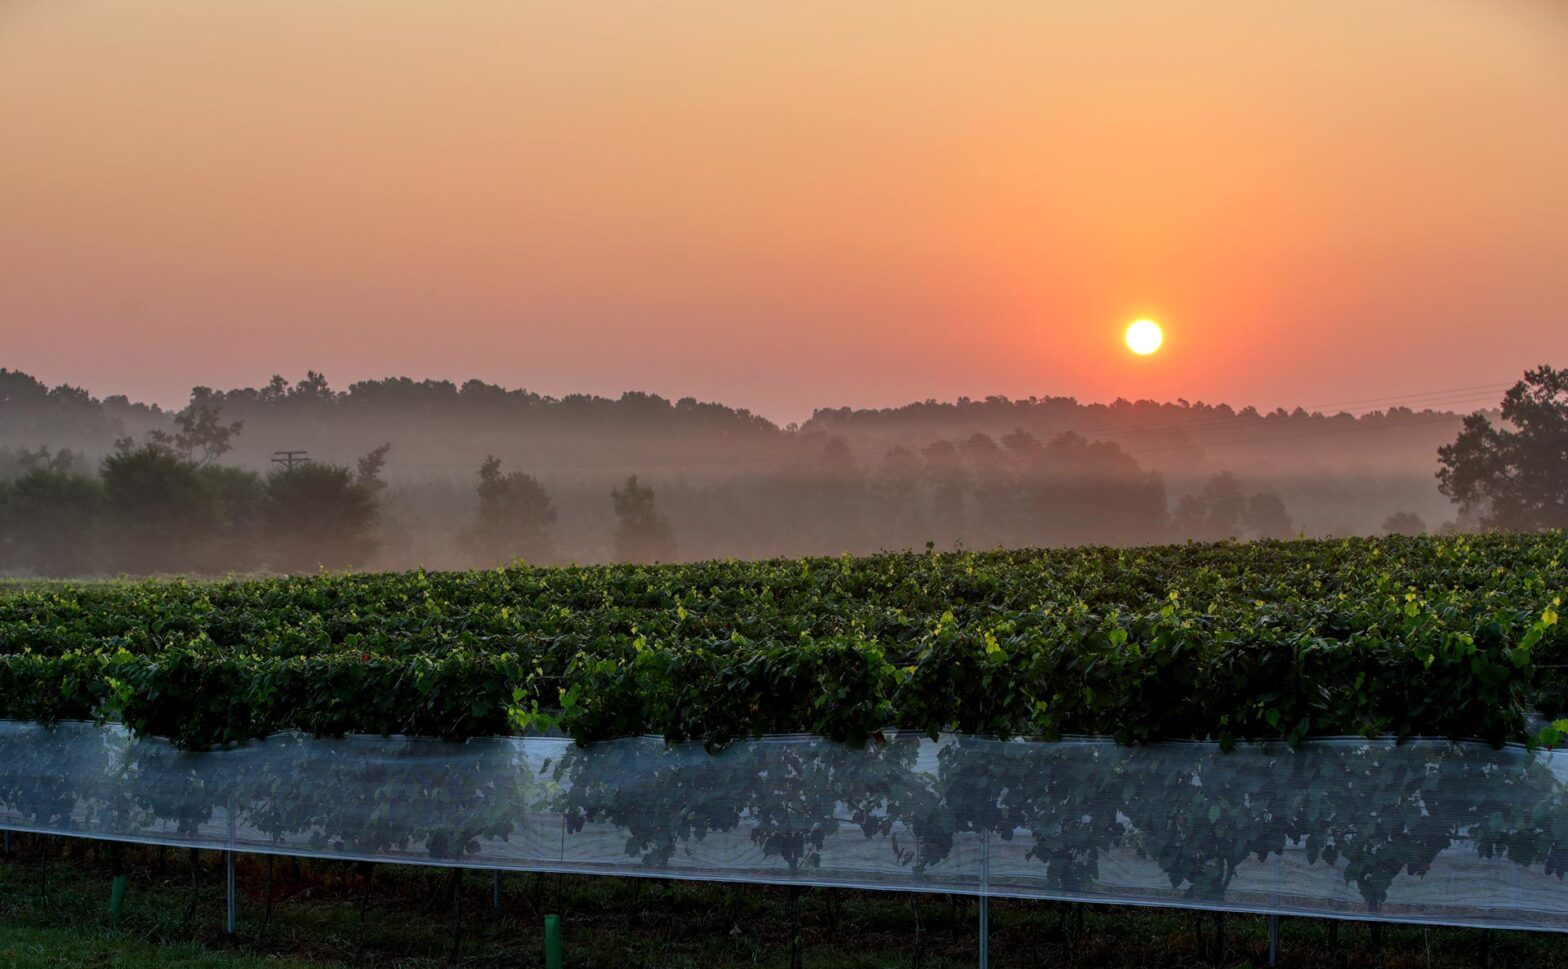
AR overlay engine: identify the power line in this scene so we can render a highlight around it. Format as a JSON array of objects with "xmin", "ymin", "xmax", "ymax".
[
  {"xmin": 1281, "ymin": 381, "xmax": 1515, "ymax": 411},
  {"xmin": 271, "ymin": 450, "xmax": 311, "ymax": 471},
  {"xmin": 1121, "ymin": 410, "xmax": 1474, "ymax": 459}
]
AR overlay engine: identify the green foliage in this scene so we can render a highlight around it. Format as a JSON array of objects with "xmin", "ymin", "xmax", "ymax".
[
  {"xmin": 2, "ymin": 533, "xmax": 1568, "ymax": 917},
  {"xmin": 0, "ymin": 533, "xmax": 1563, "ymax": 750}
]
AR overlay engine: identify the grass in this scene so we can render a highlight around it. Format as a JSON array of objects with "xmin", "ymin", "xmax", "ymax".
[{"xmin": 1, "ymin": 833, "xmax": 1566, "ymax": 967}]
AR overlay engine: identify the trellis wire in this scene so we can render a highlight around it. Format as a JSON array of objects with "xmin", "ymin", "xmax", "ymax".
[{"xmin": 4, "ymin": 721, "xmax": 1568, "ymax": 935}]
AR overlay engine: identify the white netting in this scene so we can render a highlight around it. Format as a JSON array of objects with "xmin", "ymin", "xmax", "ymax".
[{"xmin": 3, "ymin": 720, "xmax": 1567, "ymax": 930}]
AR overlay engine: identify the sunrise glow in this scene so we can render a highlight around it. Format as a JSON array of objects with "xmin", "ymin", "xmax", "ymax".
[{"xmin": 1125, "ymin": 320, "xmax": 1164, "ymax": 356}]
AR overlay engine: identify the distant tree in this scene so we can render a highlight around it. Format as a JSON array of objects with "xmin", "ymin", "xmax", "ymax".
[
  {"xmin": 264, "ymin": 461, "xmax": 381, "ymax": 572},
  {"xmin": 1000, "ymin": 428, "xmax": 1044, "ymax": 465},
  {"xmin": 199, "ymin": 463, "xmax": 267, "ymax": 572},
  {"xmin": 769, "ymin": 436, "xmax": 872, "ymax": 556},
  {"xmin": 1016, "ymin": 432, "xmax": 1167, "ymax": 547},
  {"xmin": 0, "ymin": 464, "xmax": 103, "ymax": 576},
  {"xmin": 291, "ymin": 370, "xmax": 336, "ymax": 404},
  {"xmin": 872, "ymin": 446, "xmax": 925, "ymax": 549},
  {"xmin": 0, "ymin": 369, "xmax": 122, "ymax": 446},
  {"xmin": 920, "ymin": 439, "xmax": 966, "ymax": 547},
  {"xmin": 100, "ymin": 442, "xmax": 221, "ymax": 574},
  {"xmin": 1174, "ymin": 472, "xmax": 1293, "ymax": 542},
  {"xmin": 147, "ymin": 402, "xmax": 243, "ymax": 465},
  {"xmin": 1243, "ymin": 492, "xmax": 1294, "ymax": 540},
  {"xmin": 1381, "ymin": 511, "xmax": 1427, "ymax": 536},
  {"xmin": 1437, "ymin": 366, "xmax": 1568, "ymax": 531},
  {"xmin": 1171, "ymin": 494, "xmax": 1205, "ymax": 536},
  {"xmin": 1174, "ymin": 472, "xmax": 1246, "ymax": 540},
  {"xmin": 463, "ymin": 456, "xmax": 558, "ymax": 565},
  {"xmin": 817, "ymin": 436, "xmax": 856, "ymax": 476},
  {"xmin": 611, "ymin": 475, "xmax": 676, "ymax": 563},
  {"xmin": 1201, "ymin": 472, "xmax": 1248, "ymax": 536},
  {"xmin": 356, "ymin": 443, "xmax": 392, "ymax": 493},
  {"xmin": 9, "ymin": 445, "xmax": 79, "ymax": 476}
]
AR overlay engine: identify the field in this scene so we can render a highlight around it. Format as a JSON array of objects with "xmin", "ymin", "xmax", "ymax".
[{"xmin": 2, "ymin": 534, "xmax": 1567, "ymax": 965}]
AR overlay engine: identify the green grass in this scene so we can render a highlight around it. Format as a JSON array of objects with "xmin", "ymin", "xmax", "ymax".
[{"xmin": 3, "ymin": 835, "xmax": 1568, "ymax": 967}]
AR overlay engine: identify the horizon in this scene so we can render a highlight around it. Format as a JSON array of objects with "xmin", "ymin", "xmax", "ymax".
[{"xmin": 2, "ymin": 362, "xmax": 1516, "ymax": 429}]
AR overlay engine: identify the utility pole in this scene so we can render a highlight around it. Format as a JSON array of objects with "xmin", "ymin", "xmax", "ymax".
[{"xmin": 271, "ymin": 450, "xmax": 310, "ymax": 471}]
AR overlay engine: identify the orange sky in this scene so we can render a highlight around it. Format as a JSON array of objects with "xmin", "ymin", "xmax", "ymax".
[{"xmin": 2, "ymin": 0, "xmax": 1565, "ymax": 422}]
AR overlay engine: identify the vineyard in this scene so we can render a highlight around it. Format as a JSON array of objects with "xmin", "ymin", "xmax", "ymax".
[
  {"xmin": 2, "ymin": 534, "xmax": 1568, "ymax": 965},
  {"xmin": 2, "ymin": 534, "xmax": 1565, "ymax": 748}
]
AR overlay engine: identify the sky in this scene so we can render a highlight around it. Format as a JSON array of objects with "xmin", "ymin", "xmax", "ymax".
[{"xmin": 2, "ymin": 0, "xmax": 1565, "ymax": 423}]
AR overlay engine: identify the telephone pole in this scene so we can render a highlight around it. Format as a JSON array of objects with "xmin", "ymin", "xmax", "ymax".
[{"xmin": 271, "ymin": 450, "xmax": 311, "ymax": 471}]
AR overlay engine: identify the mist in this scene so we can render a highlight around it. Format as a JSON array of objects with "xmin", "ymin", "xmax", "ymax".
[{"xmin": 0, "ymin": 367, "xmax": 1488, "ymax": 578}]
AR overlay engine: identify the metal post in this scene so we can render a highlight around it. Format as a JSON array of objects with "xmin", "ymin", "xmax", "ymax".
[
  {"xmin": 492, "ymin": 870, "xmax": 502, "ymax": 910},
  {"xmin": 225, "ymin": 851, "xmax": 237, "ymax": 935},
  {"xmin": 225, "ymin": 792, "xmax": 238, "ymax": 936},
  {"xmin": 1268, "ymin": 913, "xmax": 1280, "ymax": 965},
  {"xmin": 978, "ymin": 829, "xmax": 990, "ymax": 969}
]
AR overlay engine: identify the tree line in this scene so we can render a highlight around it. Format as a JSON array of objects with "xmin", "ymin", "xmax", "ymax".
[
  {"xmin": 0, "ymin": 424, "xmax": 386, "ymax": 577},
  {"xmin": 0, "ymin": 409, "xmax": 1280, "ymax": 575},
  {"xmin": 0, "ymin": 405, "xmax": 683, "ymax": 576},
  {"xmin": 0, "ymin": 365, "xmax": 1483, "ymax": 540},
  {"xmin": 2, "ymin": 364, "xmax": 1560, "ymax": 577}
]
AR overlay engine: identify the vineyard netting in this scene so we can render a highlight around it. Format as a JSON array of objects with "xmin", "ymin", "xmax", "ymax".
[{"xmin": 5, "ymin": 721, "xmax": 1568, "ymax": 931}]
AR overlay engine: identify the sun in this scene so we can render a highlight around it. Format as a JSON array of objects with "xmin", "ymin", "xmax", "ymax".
[{"xmin": 1125, "ymin": 319, "xmax": 1163, "ymax": 355}]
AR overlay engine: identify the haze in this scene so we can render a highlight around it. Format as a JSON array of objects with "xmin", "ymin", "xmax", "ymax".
[{"xmin": 3, "ymin": 0, "xmax": 1565, "ymax": 421}]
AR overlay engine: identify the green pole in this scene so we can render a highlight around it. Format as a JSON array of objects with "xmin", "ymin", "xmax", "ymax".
[
  {"xmin": 109, "ymin": 873, "xmax": 127, "ymax": 927},
  {"xmin": 544, "ymin": 913, "xmax": 563, "ymax": 969}
]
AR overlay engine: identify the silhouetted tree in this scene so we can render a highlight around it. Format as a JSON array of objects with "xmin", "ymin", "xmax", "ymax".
[
  {"xmin": 1381, "ymin": 511, "xmax": 1427, "ymax": 536},
  {"xmin": 0, "ymin": 445, "xmax": 79, "ymax": 478},
  {"xmin": 1438, "ymin": 366, "xmax": 1568, "ymax": 531},
  {"xmin": 0, "ymin": 461, "xmax": 102, "ymax": 576},
  {"xmin": 199, "ymin": 463, "xmax": 267, "ymax": 573},
  {"xmin": 1183, "ymin": 472, "xmax": 1246, "ymax": 539},
  {"xmin": 100, "ymin": 442, "xmax": 221, "ymax": 574},
  {"xmin": 612, "ymin": 475, "xmax": 676, "ymax": 563},
  {"xmin": 264, "ymin": 461, "xmax": 380, "ymax": 572},
  {"xmin": 0, "ymin": 369, "xmax": 124, "ymax": 446},
  {"xmin": 356, "ymin": 443, "xmax": 392, "ymax": 493},
  {"xmin": 464, "ymin": 456, "xmax": 558, "ymax": 565},
  {"xmin": 147, "ymin": 402, "xmax": 243, "ymax": 465}
]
